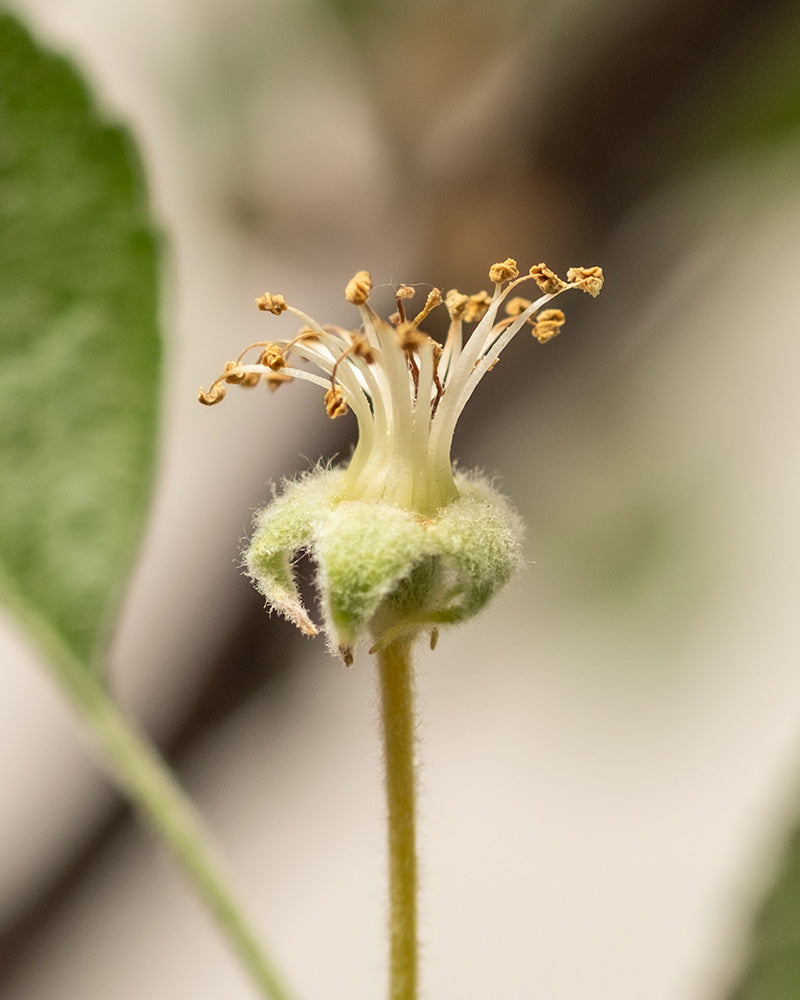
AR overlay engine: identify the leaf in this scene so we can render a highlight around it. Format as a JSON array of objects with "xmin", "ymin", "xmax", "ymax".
[
  {"xmin": 725, "ymin": 811, "xmax": 800, "ymax": 1000},
  {"xmin": 0, "ymin": 12, "xmax": 160, "ymax": 672}
]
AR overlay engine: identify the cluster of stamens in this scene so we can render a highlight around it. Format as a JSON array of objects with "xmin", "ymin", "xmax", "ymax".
[{"xmin": 199, "ymin": 259, "xmax": 602, "ymax": 514}]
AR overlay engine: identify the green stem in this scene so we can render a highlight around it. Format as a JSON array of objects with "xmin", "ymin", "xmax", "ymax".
[
  {"xmin": 31, "ymin": 616, "xmax": 296, "ymax": 1000},
  {"xmin": 377, "ymin": 636, "xmax": 418, "ymax": 1000}
]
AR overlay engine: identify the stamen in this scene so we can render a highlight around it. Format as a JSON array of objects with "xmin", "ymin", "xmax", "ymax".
[
  {"xmin": 504, "ymin": 296, "xmax": 532, "ymax": 317},
  {"xmin": 255, "ymin": 292, "xmax": 288, "ymax": 315},
  {"xmin": 529, "ymin": 263, "xmax": 566, "ymax": 295},
  {"xmin": 345, "ymin": 270, "xmax": 372, "ymax": 305},
  {"xmin": 532, "ymin": 308, "xmax": 566, "ymax": 343},
  {"xmin": 395, "ymin": 284, "xmax": 415, "ymax": 324},
  {"xmin": 431, "ymin": 344, "xmax": 445, "ymax": 416},
  {"xmin": 198, "ymin": 383, "xmax": 226, "ymax": 406},
  {"xmin": 259, "ymin": 344, "xmax": 286, "ymax": 370},
  {"xmin": 445, "ymin": 290, "xmax": 469, "ymax": 321},
  {"xmin": 349, "ymin": 332, "xmax": 376, "ymax": 364},
  {"xmin": 462, "ymin": 291, "xmax": 492, "ymax": 323},
  {"xmin": 410, "ymin": 288, "xmax": 442, "ymax": 329},
  {"xmin": 324, "ymin": 384, "xmax": 349, "ymax": 418},
  {"xmin": 265, "ymin": 372, "xmax": 293, "ymax": 392},
  {"xmin": 396, "ymin": 324, "xmax": 428, "ymax": 352},
  {"xmin": 223, "ymin": 361, "xmax": 251, "ymax": 385},
  {"xmin": 566, "ymin": 266, "xmax": 604, "ymax": 296},
  {"xmin": 489, "ymin": 258, "xmax": 519, "ymax": 284}
]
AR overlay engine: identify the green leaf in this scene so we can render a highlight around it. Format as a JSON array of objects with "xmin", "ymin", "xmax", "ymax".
[
  {"xmin": 726, "ymin": 810, "xmax": 800, "ymax": 1000},
  {"xmin": 0, "ymin": 12, "xmax": 160, "ymax": 672}
]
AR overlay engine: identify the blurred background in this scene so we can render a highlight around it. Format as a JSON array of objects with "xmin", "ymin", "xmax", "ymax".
[{"xmin": 2, "ymin": 0, "xmax": 800, "ymax": 997}]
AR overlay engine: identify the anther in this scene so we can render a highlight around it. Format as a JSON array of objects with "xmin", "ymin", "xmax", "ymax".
[
  {"xmin": 324, "ymin": 384, "xmax": 349, "ymax": 418},
  {"xmin": 505, "ymin": 296, "xmax": 532, "ymax": 317},
  {"xmin": 345, "ymin": 270, "xmax": 372, "ymax": 305},
  {"xmin": 566, "ymin": 266, "xmax": 604, "ymax": 297},
  {"xmin": 411, "ymin": 288, "xmax": 442, "ymax": 328},
  {"xmin": 255, "ymin": 292, "xmax": 288, "ymax": 315},
  {"xmin": 462, "ymin": 291, "xmax": 492, "ymax": 323},
  {"xmin": 265, "ymin": 372, "xmax": 293, "ymax": 393},
  {"xmin": 396, "ymin": 284, "xmax": 415, "ymax": 323},
  {"xmin": 533, "ymin": 308, "xmax": 566, "ymax": 343},
  {"xmin": 396, "ymin": 323, "xmax": 428, "ymax": 351},
  {"xmin": 489, "ymin": 258, "xmax": 519, "ymax": 284},
  {"xmin": 529, "ymin": 263, "xmax": 566, "ymax": 295},
  {"xmin": 223, "ymin": 361, "xmax": 249, "ymax": 384},
  {"xmin": 198, "ymin": 384, "xmax": 226, "ymax": 406},
  {"xmin": 445, "ymin": 289, "xmax": 469, "ymax": 321},
  {"xmin": 259, "ymin": 344, "xmax": 286, "ymax": 370},
  {"xmin": 349, "ymin": 333, "xmax": 376, "ymax": 364}
]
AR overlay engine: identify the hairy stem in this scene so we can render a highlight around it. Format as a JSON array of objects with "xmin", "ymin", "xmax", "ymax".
[
  {"xmin": 31, "ymin": 614, "xmax": 295, "ymax": 1000},
  {"xmin": 377, "ymin": 636, "xmax": 418, "ymax": 1000}
]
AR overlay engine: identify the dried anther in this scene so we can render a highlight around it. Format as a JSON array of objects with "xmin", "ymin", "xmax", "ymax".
[
  {"xmin": 324, "ymin": 385, "xmax": 349, "ymax": 418},
  {"xmin": 345, "ymin": 270, "xmax": 372, "ymax": 305},
  {"xmin": 198, "ymin": 384, "xmax": 226, "ymax": 406},
  {"xmin": 529, "ymin": 263, "xmax": 566, "ymax": 295},
  {"xmin": 255, "ymin": 292, "xmax": 287, "ymax": 315},
  {"xmin": 566, "ymin": 266, "xmax": 604, "ymax": 296},
  {"xmin": 505, "ymin": 296, "xmax": 532, "ymax": 317},
  {"xmin": 489, "ymin": 258, "xmax": 519, "ymax": 284},
  {"xmin": 445, "ymin": 290, "xmax": 470, "ymax": 321},
  {"xmin": 259, "ymin": 344, "xmax": 286, "ymax": 370},
  {"xmin": 265, "ymin": 372, "xmax": 293, "ymax": 392},
  {"xmin": 532, "ymin": 308, "xmax": 566, "ymax": 343},
  {"xmin": 462, "ymin": 291, "xmax": 492, "ymax": 323},
  {"xmin": 223, "ymin": 360, "xmax": 249, "ymax": 384}
]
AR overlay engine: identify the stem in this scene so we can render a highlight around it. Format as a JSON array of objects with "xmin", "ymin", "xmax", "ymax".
[
  {"xmin": 29, "ymin": 614, "xmax": 296, "ymax": 1000},
  {"xmin": 377, "ymin": 636, "xmax": 418, "ymax": 1000}
]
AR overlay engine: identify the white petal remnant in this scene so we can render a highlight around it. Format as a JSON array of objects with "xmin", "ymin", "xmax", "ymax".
[{"xmin": 201, "ymin": 259, "xmax": 603, "ymax": 660}]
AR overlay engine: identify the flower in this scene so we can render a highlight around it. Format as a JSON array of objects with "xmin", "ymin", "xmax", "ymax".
[{"xmin": 199, "ymin": 259, "xmax": 602, "ymax": 662}]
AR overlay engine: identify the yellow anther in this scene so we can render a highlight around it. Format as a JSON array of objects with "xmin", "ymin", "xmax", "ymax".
[
  {"xmin": 462, "ymin": 291, "xmax": 492, "ymax": 323},
  {"xmin": 533, "ymin": 308, "xmax": 566, "ymax": 343},
  {"xmin": 198, "ymin": 384, "xmax": 226, "ymax": 406},
  {"xmin": 265, "ymin": 372, "xmax": 293, "ymax": 393},
  {"xmin": 396, "ymin": 323, "xmax": 428, "ymax": 351},
  {"xmin": 529, "ymin": 263, "xmax": 566, "ymax": 295},
  {"xmin": 411, "ymin": 287, "xmax": 442, "ymax": 328},
  {"xmin": 255, "ymin": 292, "xmax": 288, "ymax": 315},
  {"xmin": 223, "ymin": 360, "xmax": 248, "ymax": 384},
  {"xmin": 324, "ymin": 384, "xmax": 349, "ymax": 418},
  {"xmin": 489, "ymin": 258, "xmax": 519, "ymax": 284},
  {"xmin": 566, "ymin": 265, "xmax": 604, "ymax": 297},
  {"xmin": 345, "ymin": 270, "xmax": 372, "ymax": 305},
  {"xmin": 259, "ymin": 344, "xmax": 286, "ymax": 370},
  {"xmin": 349, "ymin": 333, "xmax": 376, "ymax": 364},
  {"xmin": 445, "ymin": 289, "xmax": 469, "ymax": 321},
  {"xmin": 396, "ymin": 284, "xmax": 415, "ymax": 300},
  {"xmin": 505, "ymin": 296, "xmax": 532, "ymax": 317},
  {"xmin": 241, "ymin": 373, "xmax": 261, "ymax": 388}
]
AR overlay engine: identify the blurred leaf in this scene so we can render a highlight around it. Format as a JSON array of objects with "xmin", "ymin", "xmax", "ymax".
[
  {"xmin": 0, "ymin": 12, "xmax": 160, "ymax": 672},
  {"xmin": 673, "ymin": 8, "xmax": 800, "ymax": 170},
  {"xmin": 726, "ymin": 810, "xmax": 800, "ymax": 1000}
]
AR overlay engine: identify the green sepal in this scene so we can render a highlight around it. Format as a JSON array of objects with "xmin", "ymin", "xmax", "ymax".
[
  {"xmin": 314, "ymin": 501, "xmax": 434, "ymax": 657},
  {"xmin": 244, "ymin": 468, "xmax": 343, "ymax": 635},
  {"xmin": 428, "ymin": 474, "xmax": 524, "ymax": 622}
]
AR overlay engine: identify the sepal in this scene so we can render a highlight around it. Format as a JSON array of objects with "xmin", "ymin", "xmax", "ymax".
[{"xmin": 244, "ymin": 468, "xmax": 343, "ymax": 635}]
